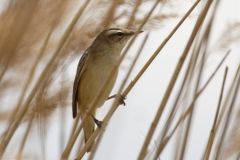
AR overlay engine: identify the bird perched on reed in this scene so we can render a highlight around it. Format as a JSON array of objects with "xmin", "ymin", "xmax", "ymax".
[{"xmin": 72, "ymin": 28, "xmax": 141, "ymax": 151}]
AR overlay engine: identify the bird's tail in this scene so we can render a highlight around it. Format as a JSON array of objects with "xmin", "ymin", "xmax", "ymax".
[{"xmin": 79, "ymin": 105, "xmax": 95, "ymax": 152}]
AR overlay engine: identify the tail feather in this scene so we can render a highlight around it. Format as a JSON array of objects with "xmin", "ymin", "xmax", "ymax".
[
  {"xmin": 79, "ymin": 104, "xmax": 95, "ymax": 152},
  {"xmin": 83, "ymin": 113, "xmax": 95, "ymax": 152}
]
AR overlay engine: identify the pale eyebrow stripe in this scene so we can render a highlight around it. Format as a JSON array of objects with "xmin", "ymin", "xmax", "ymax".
[{"xmin": 107, "ymin": 30, "xmax": 122, "ymax": 36}]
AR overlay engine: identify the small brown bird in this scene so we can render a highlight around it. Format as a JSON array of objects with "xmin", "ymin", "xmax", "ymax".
[{"xmin": 72, "ymin": 28, "xmax": 139, "ymax": 151}]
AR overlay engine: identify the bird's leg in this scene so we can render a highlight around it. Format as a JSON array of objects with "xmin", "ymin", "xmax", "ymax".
[
  {"xmin": 91, "ymin": 114, "xmax": 102, "ymax": 128},
  {"xmin": 107, "ymin": 94, "xmax": 126, "ymax": 106}
]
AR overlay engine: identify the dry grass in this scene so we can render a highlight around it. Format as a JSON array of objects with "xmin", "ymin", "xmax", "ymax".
[{"xmin": 0, "ymin": 0, "xmax": 240, "ymax": 159}]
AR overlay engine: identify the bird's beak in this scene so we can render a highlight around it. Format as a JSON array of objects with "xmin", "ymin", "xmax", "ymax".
[
  {"xmin": 127, "ymin": 30, "xmax": 144, "ymax": 36},
  {"xmin": 134, "ymin": 30, "xmax": 144, "ymax": 34},
  {"xmin": 138, "ymin": 30, "xmax": 144, "ymax": 34}
]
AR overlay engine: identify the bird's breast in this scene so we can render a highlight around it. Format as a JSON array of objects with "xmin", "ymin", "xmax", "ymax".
[{"xmin": 78, "ymin": 52, "xmax": 119, "ymax": 108}]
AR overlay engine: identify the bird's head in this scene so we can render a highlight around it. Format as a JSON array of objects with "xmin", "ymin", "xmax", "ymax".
[{"xmin": 91, "ymin": 28, "xmax": 143, "ymax": 52}]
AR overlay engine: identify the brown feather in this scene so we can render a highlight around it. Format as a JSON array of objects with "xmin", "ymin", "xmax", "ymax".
[{"xmin": 72, "ymin": 50, "xmax": 89, "ymax": 118}]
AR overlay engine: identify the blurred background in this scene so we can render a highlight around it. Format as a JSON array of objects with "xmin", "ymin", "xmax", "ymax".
[{"xmin": 0, "ymin": 0, "xmax": 239, "ymax": 159}]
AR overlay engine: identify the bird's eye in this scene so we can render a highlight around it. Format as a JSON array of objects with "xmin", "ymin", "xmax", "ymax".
[{"xmin": 116, "ymin": 32, "xmax": 123, "ymax": 37}]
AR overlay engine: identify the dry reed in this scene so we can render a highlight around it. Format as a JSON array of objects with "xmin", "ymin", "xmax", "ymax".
[{"xmin": 0, "ymin": 0, "xmax": 239, "ymax": 160}]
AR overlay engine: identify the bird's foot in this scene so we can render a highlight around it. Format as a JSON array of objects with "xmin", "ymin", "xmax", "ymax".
[
  {"xmin": 107, "ymin": 94, "xmax": 126, "ymax": 106},
  {"xmin": 118, "ymin": 94, "xmax": 126, "ymax": 106},
  {"xmin": 91, "ymin": 114, "xmax": 103, "ymax": 128}
]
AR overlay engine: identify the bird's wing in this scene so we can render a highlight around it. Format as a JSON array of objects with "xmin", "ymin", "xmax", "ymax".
[{"xmin": 72, "ymin": 50, "xmax": 89, "ymax": 118}]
